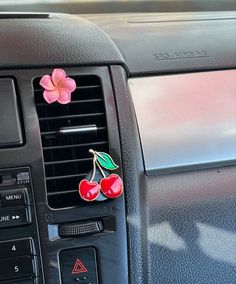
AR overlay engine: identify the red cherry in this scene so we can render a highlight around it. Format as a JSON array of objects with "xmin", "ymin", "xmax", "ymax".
[
  {"xmin": 78, "ymin": 179, "xmax": 100, "ymax": 202},
  {"xmin": 100, "ymin": 174, "xmax": 123, "ymax": 199}
]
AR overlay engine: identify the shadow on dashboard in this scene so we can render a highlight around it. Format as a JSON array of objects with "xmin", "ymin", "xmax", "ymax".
[{"xmin": 146, "ymin": 198, "xmax": 236, "ymax": 284}]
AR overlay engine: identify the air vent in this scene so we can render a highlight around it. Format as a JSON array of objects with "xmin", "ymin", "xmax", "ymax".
[{"xmin": 34, "ymin": 75, "xmax": 109, "ymax": 208}]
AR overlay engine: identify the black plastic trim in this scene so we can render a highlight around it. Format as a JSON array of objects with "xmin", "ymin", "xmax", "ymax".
[{"xmin": 0, "ymin": 67, "xmax": 128, "ymax": 284}]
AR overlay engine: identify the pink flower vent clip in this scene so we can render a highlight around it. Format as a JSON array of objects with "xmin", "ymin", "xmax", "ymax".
[{"xmin": 39, "ymin": 68, "xmax": 76, "ymax": 104}]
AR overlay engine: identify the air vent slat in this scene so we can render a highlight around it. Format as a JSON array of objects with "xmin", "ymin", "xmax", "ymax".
[
  {"xmin": 39, "ymin": 112, "xmax": 104, "ymax": 121},
  {"xmin": 47, "ymin": 190, "xmax": 78, "ymax": 197},
  {"xmin": 76, "ymin": 85, "xmax": 100, "ymax": 90},
  {"xmin": 34, "ymin": 84, "xmax": 100, "ymax": 93},
  {"xmin": 46, "ymin": 173, "xmax": 87, "ymax": 181},
  {"xmin": 43, "ymin": 140, "xmax": 108, "ymax": 150},
  {"xmin": 34, "ymin": 74, "xmax": 109, "ymax": 208},
  {"xmin": 45, "ymin": 157, "xmax": 92, "ymax": 166},
  {"xmin": 36, "ymin": 98, "xmax": 103, "ymax": 107},
  {"xmin": 41, "ymin": 127, "xmax": 106, "ymax": 138}
]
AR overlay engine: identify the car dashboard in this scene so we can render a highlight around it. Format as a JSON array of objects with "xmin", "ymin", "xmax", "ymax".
[{"xmin": 0, "ymin": 11, "xmax": 235, "ymax": 284}]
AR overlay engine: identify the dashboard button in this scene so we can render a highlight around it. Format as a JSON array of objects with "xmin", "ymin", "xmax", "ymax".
[
  {"xmin": 0, "ymin": 239, "xmax": 32, "ymax": 259},
  {"xmin": 0, "ymin": 256, "xmax": 35, "ymax": 281},
  {"xmin": 60, "ymin": 247, "xmax": 98, "ymax": 284},
  {"xmin": 0, "ymin": 188, "xmax": 28, "ymax": 207},
  {"xmin": 0, "ymin": 207, "xmax": 30, "ymax": 229}
]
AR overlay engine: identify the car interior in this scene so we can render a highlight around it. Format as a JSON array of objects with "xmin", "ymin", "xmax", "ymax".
[{"xmin": 0, "ymin": 1, "xmax": 235, "ymax": 284}]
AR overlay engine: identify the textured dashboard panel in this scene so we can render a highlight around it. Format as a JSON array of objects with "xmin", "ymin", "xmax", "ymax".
[
  {"xmin": 111, "ymin": 66, "xmax": 236, "ymax": 284},
  {"xmin": 0, "ymin": 14, "xmax": 124, "ymax": 69},
  {"xmin": 87, "ymin": 12, "xmax": 236, "ymax": 75},
  {"xmin": 110, "ymin": 66, "xmax": 149, "ymax": 284},
  {"xmin": 146, "ymin": 166, "xmax": 236, "ymax": 284}
]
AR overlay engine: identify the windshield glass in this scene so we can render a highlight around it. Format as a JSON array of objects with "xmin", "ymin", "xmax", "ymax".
[{"xmin": 0, "ymin": 0, "xmax": 233, "ymax": 14}]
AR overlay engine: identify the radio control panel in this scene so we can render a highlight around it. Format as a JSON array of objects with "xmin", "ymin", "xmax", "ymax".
[{"xmin": 0, "ymin": 167, "xmax": 42, "ymax": 284}]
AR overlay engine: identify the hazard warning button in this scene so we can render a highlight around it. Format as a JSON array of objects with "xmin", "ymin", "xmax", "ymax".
[{"xmin": 60, "ymin": 247, "xmax": 99, "ymax": 284}]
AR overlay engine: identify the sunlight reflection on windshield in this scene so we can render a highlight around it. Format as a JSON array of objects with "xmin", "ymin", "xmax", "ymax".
[{"xmin": 0, "ymin": 0, "xmax": 181, "ymax": 3}]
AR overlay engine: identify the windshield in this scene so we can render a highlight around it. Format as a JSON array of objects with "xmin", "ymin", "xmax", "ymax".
[{"xmin": 0, "ymin": 0, "xmax": 234, "ymax": 14}]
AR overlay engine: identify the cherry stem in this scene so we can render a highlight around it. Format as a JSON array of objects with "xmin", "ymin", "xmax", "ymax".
[
  {"xmin": 89, "ymin": 154, "xmax": 97, "ymax": 182},
  {"xmin": 89, "ymin": 149, "xmax": 106, "ymax": 181},
  {"xmin": 95, "ymin": 160, "xmax": 106, "ymax": 178}
]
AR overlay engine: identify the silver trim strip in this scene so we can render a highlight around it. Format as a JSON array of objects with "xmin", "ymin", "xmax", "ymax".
[{"xmin": 59, "ymin": 125, "xmax": 97, "ymax": 135}]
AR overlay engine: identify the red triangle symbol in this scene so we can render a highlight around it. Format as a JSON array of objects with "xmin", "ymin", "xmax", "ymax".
[{"xmin": 72, "ymin": 258, "xmax": 88, "ymax": 274}]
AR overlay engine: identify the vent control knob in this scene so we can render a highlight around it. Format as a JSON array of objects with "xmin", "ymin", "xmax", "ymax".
[{"xmin": 58, "ymin": 220, "xmax": 103, "ymax": 238}]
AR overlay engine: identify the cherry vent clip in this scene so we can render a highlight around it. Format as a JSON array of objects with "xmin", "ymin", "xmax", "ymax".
[{"xmin": 78, "ymin": 149, "xmax": 123, "ymax": 202}]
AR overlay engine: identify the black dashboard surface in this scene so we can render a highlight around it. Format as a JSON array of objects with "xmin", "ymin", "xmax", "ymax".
[
  {"xmin": 0, "ymin": 13, "xmax": 124, "ymax": 70},
  {"xmin": 0, "ymin": 12, "xmax": 235, "ymax": 75},
  {"xmin": 85, "ymin": 12, "xmax": 236, "ymax": 75}
]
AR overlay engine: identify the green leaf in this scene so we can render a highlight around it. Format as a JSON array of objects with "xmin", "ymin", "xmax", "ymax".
[{"xmin": 95, "ymin": 151, "xmax": 119, "ymax": 170}]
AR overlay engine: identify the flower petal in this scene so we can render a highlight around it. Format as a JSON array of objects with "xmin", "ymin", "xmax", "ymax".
[
  {"xmin": 39, "ymin": 75, "xmax": 55, "ymax": 91},
  {"xmin": 52, "ymin": 69, "xmax": 66, "ymax": 86},
  {"xmin": 59, "ymin": 78, "xmax": 76, "ymax": 93},
  {"xmin": 57, "ymin": 89, "xmax": 71, "ymax": 104},
  {"xmin": 43, "ymin": 89, "xmax": 59, "ymax": 104}
]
